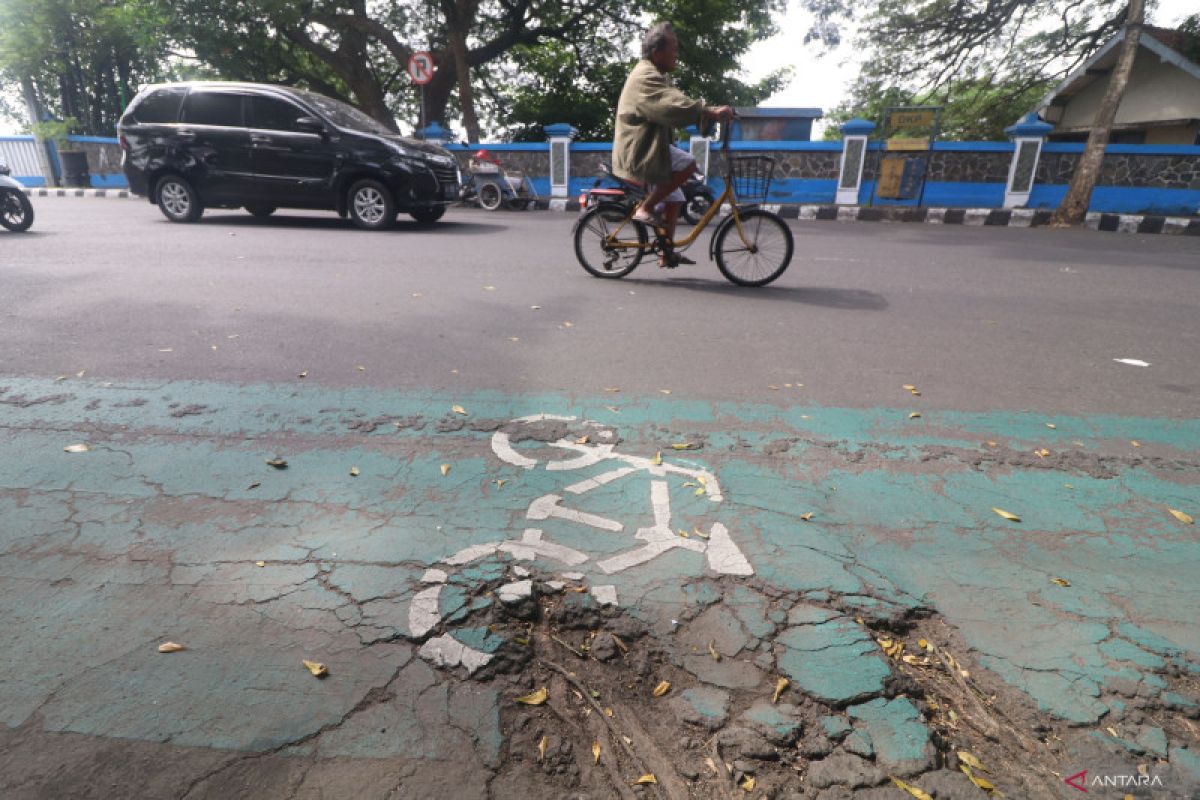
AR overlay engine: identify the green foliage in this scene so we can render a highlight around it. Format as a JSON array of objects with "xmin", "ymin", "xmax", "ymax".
[
  {"xmin": 30, "ymin": 117, "xmax": 78, "ymax": 148},
  {"xmin": 802, "ymin": 0, "xmax": 1135, "ymax": 140},
  {"xmin": 0, "ymin": 0, "xmax": 172, "ymax": 134}
]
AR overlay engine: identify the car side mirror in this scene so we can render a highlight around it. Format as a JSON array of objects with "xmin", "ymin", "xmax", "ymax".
[{"xmin": 295, "ymin": 116, "xmax": 326, "ymax": 134}]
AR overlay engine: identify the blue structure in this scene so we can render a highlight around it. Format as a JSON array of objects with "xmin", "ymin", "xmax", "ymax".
[{"xmin": 729, "ymin": 108, "xmax": 823, "ymax": 142}]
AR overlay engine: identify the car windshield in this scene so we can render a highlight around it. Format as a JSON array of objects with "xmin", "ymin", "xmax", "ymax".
[{"xmin": 290, "ymin": 89, "xmax": 394, "ymax": 135}]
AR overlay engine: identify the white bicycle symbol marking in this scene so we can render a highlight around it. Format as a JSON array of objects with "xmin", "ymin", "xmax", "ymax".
[{"xmin": 412, "ymin": 414, "xmax": 753, "ymax": 673}]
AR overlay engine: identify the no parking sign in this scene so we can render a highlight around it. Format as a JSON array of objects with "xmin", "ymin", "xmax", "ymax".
[{"xmin": 408, "ymin": 52, "xmax": 434, "ymax": 85}]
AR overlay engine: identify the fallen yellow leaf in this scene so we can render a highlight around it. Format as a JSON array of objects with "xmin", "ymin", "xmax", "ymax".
[
  {"xmin": 1035, "ymin": 448, "xmax": 1050, "ymax": 458},
  {"xmin": 961, "ymin": 765, "xmax": 995, "ymax": 791},
  {"xmin": 671, "ymin": 442, "xmax": 694, "ymax": 450},
  {"xmin": 1168, "ymin": 508, "xmax": 1194, "ymax": 525},
  {"xmin": 349, "ymin": 466, "xmax": 360, "ymax": 477},
  {"xmin": 1052, "ymin": 577, "xmax": 1071, "ymax": 587},
  {"xmin": 452, "ymin": 405, "xmax": 468, "ymax": 415},
  {"xmin": 604, "ymin": 707, "xmax": 613, "ymax": 717},
  {"xmin": 741, "ymin": 775, "xmax": 756, "ymax": 791},
  {"xmin": 298, "ymin": 370, "xmax": 308, "ymax": 378},
  {"xmin": 694, "ymin": 487, "xmax": 705, "ymax": 497},
  {"xmin": 303, "ymin": 659, "xmax": 328, "ymax": 677},
  {"xmin": 677, "ymin": 528, "xmax": 690, "ymax": 538},
  {"xmin": 890, "ymin": 776, "xmax": 933, "ymax": 800},
  {"xmin": 440, "ymin": 463, "xmax": 450, "ymax": 476},
  {"xmin": 909, "ymin": 412, "xmax": 921, "ymax": 419},
  {"xmin": 696, "ymin": 475, "xmax": 707, "ymax": 487},
  {"xmin": 494, "ymin": 479, "xmax": 506, "ymax": 489},
  {"xmin": 255, "ymin": 560, "xmax": 266, "ymax": 567},
  {"xmin": 157, "ymin": 642, "xmax": 185, "ymax": 653},
  {"xmin": 64, "ymin": 443, "xmax": 90, "ymax": 453},
  {"xmin": 903, "ymin": 384, "xmax": 916, "ymax": 391},
  {"xmin": 1130, "ymin": 440, "xmax": 1141, "ymax": 447},
  {"xmin": 575, "ymin": 435, "xmax": 589, "ymax": 444},
  {"xmin": 772, "ymin": 677, "xmax": 789, "ymax": 704},
  {"xmin": 692, "ymin": 527, "xmax": 709, "ymax": 539},
  {"xmin": 265, "ymin": 457, "xmax": 288, "ymax": 469},
  {"xmin": 592, "ymin": 742, "xmax": 601, "ymax": 764},
  {"xmin": 515, "ymin": 687, "xmax": 548, "ymax": 705},
  {"xmin": 799, "ymin": 512, "xmax": 814, "ymax": 521},
  {"xmin": 1046, "ymin": 423, "xmax": 1057, "ymax": 429},
  {"xmin": 651, "ymin": 451, "xmax": 662, "ymax": 466},
  {"xmin": 605, "ymin": 387, "xmax": 621, "ymax": 392},
  {"xmin": 708, "ymin": 641, "xmax": 722, "ymax": 662},
  {"xmin": 992, "ymin": 507, "xmax": 1021, "ymax": 522},
  {"xmin": 652, "ymin": 680, "xmax": 671, "ymax": 697},
  {"xmin": 538, "ymin": 735, "xmax": 548, "ymax": 761},
  {"xmin": 658, "ymin": 389, "xmax": 671, "ymax": 395},
  {"xmin": 958, "ymin": 751, "xmax": 988, "ymax": 772},
  {"xmin": 917, "ymin": 638, "xmax": 929, "ymax": 650},
  {"xmin": 634, "ymin": 774, "xmax": 657, "ymax": 785}
]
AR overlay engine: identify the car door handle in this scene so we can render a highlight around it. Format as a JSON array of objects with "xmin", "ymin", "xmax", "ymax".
[
  {"xmin": 250, "ymin": 134, "xmax": 272, "ymax": 145},
  {"xmin": 176, "ymin": 130, "xmax": 196, "ymax": 142}
]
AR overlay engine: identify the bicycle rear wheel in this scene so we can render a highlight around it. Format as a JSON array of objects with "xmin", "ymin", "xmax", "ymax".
[
  {"xmin": 714, "ymin": 209, "xmax": 793, "ymax": 287},
  {"xmin": 573, "ymin": 204, "xmax": 647, "ymax": 279}
]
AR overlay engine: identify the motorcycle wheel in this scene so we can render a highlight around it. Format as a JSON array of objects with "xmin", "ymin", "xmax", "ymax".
[
  {"xmin": 0, "ymin": 190, "xmax": 34, "ymax": 232},
  {"xmin": 681, "ymin": 188, "xmax": 714, "ymax": 225},
  {"xmin": 478, "ymin": 182, "xmax": 502, "ymax": 211}
]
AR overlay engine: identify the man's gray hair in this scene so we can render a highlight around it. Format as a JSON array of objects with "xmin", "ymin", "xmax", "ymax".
[{"xmin": 641, "ymin": 22, "xmax": 675, "ymax": 60}]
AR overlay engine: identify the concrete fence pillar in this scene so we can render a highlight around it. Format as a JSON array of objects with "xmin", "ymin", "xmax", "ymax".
[
  {"xmin": 837, "ymin": 118, "xmax": 875, "ymax": 205},
  {"xmin": 544, "ymin": 123, "xmax": 577, "ymax": 200},
  {"xmin": 686, "ymin": 125, "xmax": 711, "ymax": 178},
  {"xmin": 1003, "ymin": 113, "xmax": 1053, "ymax": 208}
]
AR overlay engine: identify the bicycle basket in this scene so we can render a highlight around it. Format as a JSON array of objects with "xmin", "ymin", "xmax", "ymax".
[{"xmin": 730, "ymin": 155, "xmax": 774, "ymax": 203}]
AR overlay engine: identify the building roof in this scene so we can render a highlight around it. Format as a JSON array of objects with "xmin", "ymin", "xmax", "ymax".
[{"xmin": 1036, "ymin": 25, "xmax": 1200, "ymax": 114}]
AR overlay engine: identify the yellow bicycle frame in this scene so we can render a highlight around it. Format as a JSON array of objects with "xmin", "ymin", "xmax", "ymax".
[{"xmin": 602, "ymin": 180, "xmax": 759, "ymax": 252}]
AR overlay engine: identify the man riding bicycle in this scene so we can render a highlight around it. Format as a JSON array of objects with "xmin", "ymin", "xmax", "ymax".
[{"xmin": 613, "ymin": 22, "xmax": 733, "ymax": 268}]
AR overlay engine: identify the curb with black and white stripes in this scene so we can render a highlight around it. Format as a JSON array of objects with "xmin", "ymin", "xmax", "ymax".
[
  {"xmin": 549, "ymin": 198, "xmax": 1200, "ymax": 236},
  {"xmin": 25, "ymin": 188, "xmax": 1200, "ymax": 235},
  {"xmin": 22, "ymin": 187, "xmax": 131, "ymax": 199}
]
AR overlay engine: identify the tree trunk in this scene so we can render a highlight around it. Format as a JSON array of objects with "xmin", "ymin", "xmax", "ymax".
[
  {"xmin": 441, "ymin": 0, "xmax": 482, "ymax": 141},
  {"xmin": 1051, "ymin": 0, "xmax": 1145, "ymax": 226}
]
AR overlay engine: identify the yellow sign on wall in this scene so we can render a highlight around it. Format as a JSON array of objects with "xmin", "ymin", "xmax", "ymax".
[
  {"xmin": 888, "ymin": 110, "xmax": 937, "ymax": 130},
  {"xmin": 886, "ymin": 138, "xmax": 930, "ymax": 151},
  {"xmin": 877, "ymin": 156, "xmax": 906, "ymax": 198}
]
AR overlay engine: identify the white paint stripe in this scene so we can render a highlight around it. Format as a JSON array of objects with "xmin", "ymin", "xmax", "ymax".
[
  {"xmin": 497, "ymin": 538, "xmax": 589, "ymax": 566},
  {"xmin": 650, "ymin": 480, "xmax": 671, "ymax": 530},
  {"xmin": 546, "ymin": 442, "xmax": 613, "ymax": 471},
  {"xmin": 527, "ymin": 494, "xmax": 622, "ymax": 531},
  {"xmin": 490, "ymin": 432, "xmax": 537, "ymax": 469},
  {"xmin": 591, "ymin": 585, "xmax": 618, "ymax": 606},
  {"xmin": 442, "ymin": 543, "xmax": 498, "ymax": 565},
  {"xmin": 421, "ymin": 568, "xmax": 448, "ymax": 584},
  {"xmin": 409, "ymin": 585, "xmax": 443, "ymax": 637},
  {"xmin": 705, "ymin": 522, "xmax": 753, "ymax": 576},
  {"xmin": 563, "ymin": 466, "xmax": 639, "ymax": 494}
]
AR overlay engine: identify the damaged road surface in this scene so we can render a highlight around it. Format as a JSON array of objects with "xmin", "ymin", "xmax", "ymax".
[{"xmin": 1, "ymin": 378, "xmax": 1198, "ymax": 799}]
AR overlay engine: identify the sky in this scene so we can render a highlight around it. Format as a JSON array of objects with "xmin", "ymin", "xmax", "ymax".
[{"xmin": 742, "ymin": 0, "xmax": 1198, "ymax": 137}]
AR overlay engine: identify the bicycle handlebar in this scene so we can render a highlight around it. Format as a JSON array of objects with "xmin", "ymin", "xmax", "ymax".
[{"xmin": 719, "ymin": 111, "xmax": 740, "ymax": 151}]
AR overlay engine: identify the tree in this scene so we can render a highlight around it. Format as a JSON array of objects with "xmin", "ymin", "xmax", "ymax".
[
  {"xmin": 165, "ymin": 0, "xmax": 790, "ymax": 140},
  {"xmin": 1051, "ymin": 0, "xmax": 1144, "ymax": 225},
  {"xmin": 0, "ymin": 0, "xmax": 170, "ymax": 134}
]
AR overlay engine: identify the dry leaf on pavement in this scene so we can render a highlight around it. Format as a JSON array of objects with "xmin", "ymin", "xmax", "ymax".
[
  {"xmin": 890, "ymin": 776, "xmax": 933, "ymax": 800},
  {"xmin": 538, "ymin": 735, "xmax": 548, "ymax": 761},
  {"xmin": 592, "ymin": 742, "xmax": 601, "ymax": 764},
  {"xmin": 772, "ymin": 677, "xmax": 789, "ymax": 704},
  {"xmin": 158, "ymin": 642, "xmax": 185, "ymax": 653},
  {"xmin": 265, "ymin": 458, "xmax": 288, "ymax": 469},
  {"xmin": 634, "ymin": 774, "xmax": 657, "ymax": 785},
  {"xmin": 652, "ymin": 680, "xmax": 671, "ymax": 697},
  {"xmin": 349, "ymin": 466, "xmax": 360, "ymax": 476},
  {"xmin": 515, "ymin": 687, "xmax": 548, "ymax": 705},
  {"xmin": 303, "ymin": 659, "xmax": 328, "ymax": 677},
  {"xmin": 452, "ymin": 405, "xmax": 468, "ymax": 416},
  {"xmin": 440, "ymin": 464, "xmax": 450, "ymax": 476},
  {"xmin": 991, "ymin": 507, "xmax": 1021, "ymax": 522},
  {"xmin": 64, "ymin": 444, "xmax": 90, "ymax": 453},
  {"xmin": 1168, "ymin": 508, "xmax": 1194, "ymax": 525}
]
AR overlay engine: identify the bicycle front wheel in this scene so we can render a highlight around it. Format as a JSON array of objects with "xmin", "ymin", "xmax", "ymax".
[
  {"xmin": 573, "ymin": 204, "xmax": 647, "ymax": 279},
  {"xmin": 714, "ymin": 209, "xmax": 794, "ymax": 287}
]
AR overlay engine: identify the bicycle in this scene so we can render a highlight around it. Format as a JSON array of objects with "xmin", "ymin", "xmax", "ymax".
[{"xmin": 572, "ymin": 121, "xmax": 794, "ymax": 287}]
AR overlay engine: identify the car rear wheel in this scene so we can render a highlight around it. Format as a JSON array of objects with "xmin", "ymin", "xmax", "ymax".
[
  {"xmin": 409, "ymin": 207, "xmax": 445, "ymax": 224},
  {"xmin": 348, "ymin": 179, "xmax": 395, "ymax": 230},
  {"xmin": 156, "ymin": 175, "xmax": 203, "ymax": 223},
  {"xmin": 244, "ymin": 204, "xmax": 276, "ymax": 218}
]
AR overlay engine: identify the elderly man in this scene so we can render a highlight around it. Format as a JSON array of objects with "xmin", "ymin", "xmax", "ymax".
[{"xmin": 613, "ymin": 22, "xmax": 733, "ymax": 267}]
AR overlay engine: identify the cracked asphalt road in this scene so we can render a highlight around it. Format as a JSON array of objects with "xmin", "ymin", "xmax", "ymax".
[{"xmin": 1, "ymin": 200, "xmax": 1198, "ymax": 799}]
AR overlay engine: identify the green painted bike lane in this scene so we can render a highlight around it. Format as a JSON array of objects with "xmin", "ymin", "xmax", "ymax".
[{"xmin": 1, "ymin": 376, "xmax": 1198, "ymax": 795}]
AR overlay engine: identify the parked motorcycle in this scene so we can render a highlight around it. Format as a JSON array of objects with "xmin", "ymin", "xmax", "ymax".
[
  {"xmin": 0, "ymin": 157, "xmax": 34, "ymax": 232},
  {"xmin": 461, "ymin": 149, "xmax": 537, "ymax": 211},
  {"xmin": 579, "ymin": 162, "xmax": 716, "ymax": 224}
]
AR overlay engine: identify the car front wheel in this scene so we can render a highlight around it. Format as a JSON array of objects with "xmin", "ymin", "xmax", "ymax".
[
  {"xmin": 156, "ymin": 175, "xmax": 203, "ymax": 223},
  {"xmin": 348, "ymin": 179, "xmax": 395, "ymax": 230}
]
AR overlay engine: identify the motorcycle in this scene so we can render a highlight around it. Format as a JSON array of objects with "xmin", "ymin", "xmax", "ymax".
[
  {"xmin": 0, "ymin": 157, "xmax": 34, "ymax": 232},
  {"xmin": 461, "ymin": 149, "xmax": 537, "ymax": 211},
  {"xmin": 579, "ymin": 162, "xmax": 716, "ymax": 224}
]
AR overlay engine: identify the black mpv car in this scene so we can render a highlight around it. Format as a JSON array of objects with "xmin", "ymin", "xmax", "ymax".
[{"xmin": 119, "ymin": 82, "xmax": 461, "ymax": 229}]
